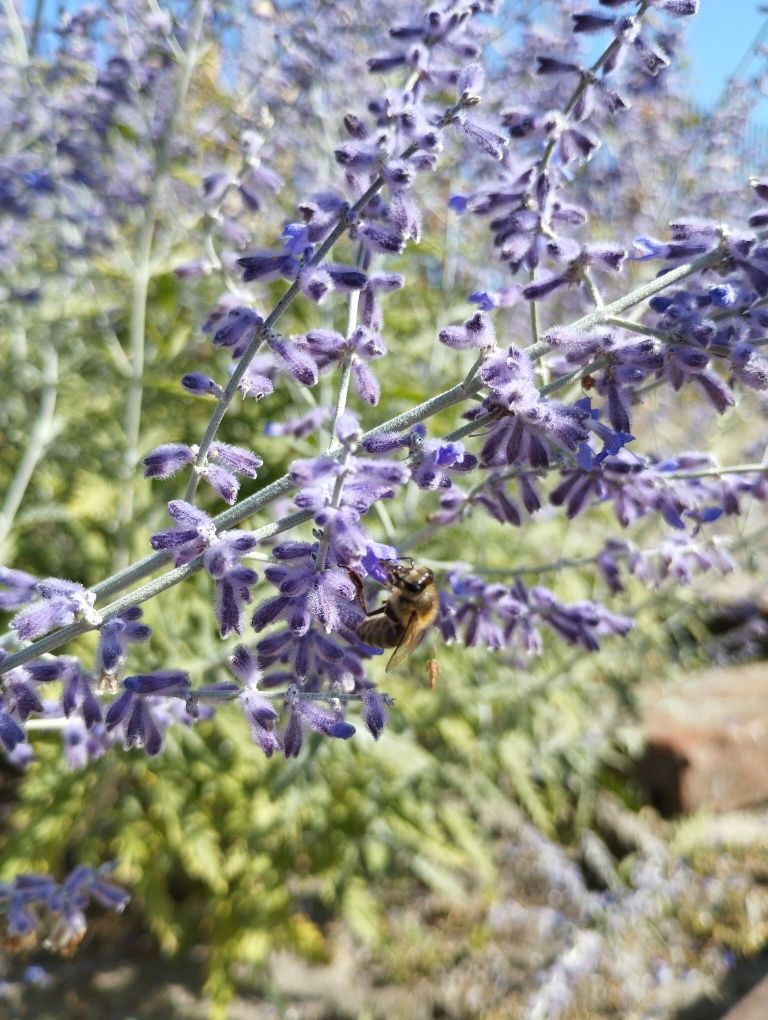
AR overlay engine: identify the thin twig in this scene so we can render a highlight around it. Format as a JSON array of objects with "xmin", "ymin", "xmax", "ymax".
[
  {"xmin": 114, "ymin": 0, "xmax": 209, "ymax": 569},
  {"xmin": 0, "ymin": 343, "xmax": 59, "ymax": 553}
]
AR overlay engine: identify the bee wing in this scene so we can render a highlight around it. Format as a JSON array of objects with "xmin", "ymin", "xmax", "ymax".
[{"xmin": 385, "ymin": 613, "xmax": 427, "ymax": 673}]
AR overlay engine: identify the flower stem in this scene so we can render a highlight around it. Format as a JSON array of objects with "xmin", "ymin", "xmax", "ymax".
[
  {"xmin": 2, "ymin": 0, "xmax": 28, "ymax": 64},
  {"xmin": 114, "ymin": 0, "xmax": 208, "ymax": 570},
  {"xmin": 0, "ymin": 342, "xmax": 59, "ymax": 555}
]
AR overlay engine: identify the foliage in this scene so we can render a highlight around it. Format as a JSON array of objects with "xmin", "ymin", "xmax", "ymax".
[{"xmin": 3, "ymin": 0, "xmax": 768, "ymax": 1016}]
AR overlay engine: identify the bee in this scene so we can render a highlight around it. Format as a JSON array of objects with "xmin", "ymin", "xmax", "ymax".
[{"xmin": 353, "ymin": 560, "xmax": 439, "ymax": 673}]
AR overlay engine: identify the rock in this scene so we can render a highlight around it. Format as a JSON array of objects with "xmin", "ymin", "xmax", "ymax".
[
  {"xmin": 638, "ymin": 663, "xmax": 768, "ymax": 815},
  {"xmin": 722, "ymin": 972, "xmax": 768, "ymax": 1019}
]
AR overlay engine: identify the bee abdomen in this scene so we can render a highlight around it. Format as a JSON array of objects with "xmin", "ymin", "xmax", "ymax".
[{"xmin": 357, "ymin": 616, "xmax": 404, "ymax": 650}]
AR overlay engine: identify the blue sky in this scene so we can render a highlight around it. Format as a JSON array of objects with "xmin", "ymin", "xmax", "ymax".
[
  {"xmin": 687, "ymin": 2, "xmax": 768, "ymax": 111},
  {"xmin": 20, "ymin": 1, "xmax": 768, "ymax": 117}
]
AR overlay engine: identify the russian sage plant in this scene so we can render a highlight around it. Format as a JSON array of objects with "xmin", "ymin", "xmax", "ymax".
[{"xmin": 2, "ymin": 0, "xmax": 767, "ymax": 981}]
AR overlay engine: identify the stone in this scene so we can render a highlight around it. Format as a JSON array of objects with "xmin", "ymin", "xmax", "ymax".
[
  {"xmin": 722, "ymin": 973, "xmax": 768, "ymax": 1019},
  {"xmin": 638, "ymin": 662, "xmax": 768, "ymax": 815}
]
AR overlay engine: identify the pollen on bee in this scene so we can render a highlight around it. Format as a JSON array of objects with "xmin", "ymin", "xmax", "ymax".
[{"xmin": 427, "ymin": 657, "xmax": 440, "ymax": 690}]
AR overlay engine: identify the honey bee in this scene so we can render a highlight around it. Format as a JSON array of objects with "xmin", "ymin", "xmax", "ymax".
[{"xmin": 353, "ymin": 560, "xmax": 439, "ymax": 673}]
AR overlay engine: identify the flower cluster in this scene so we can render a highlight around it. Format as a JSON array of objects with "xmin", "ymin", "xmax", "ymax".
[
  {"xmin": 104, "ymin": 669, "xmax": 193, "ymax": 756},
  {"xmin": 270, "ymin": 275, "xmax": 402, "ymax": 405},
  {"xmin": 550, "ymin": 452, "xmax": 768, "ymax": 529},
  {"xmin": 0, "ymin": 865, "xmax": 128, "ymax": 955},
  {"xmin": 439, "ymin": 573, "xmax": 633, "ymax": 655},
  {"xmin": 10, "ymin": 578, "xmax": 101, "ymax": 642},
  {"xmin": 151, "ymin": 501, "xmax": 259, "ymax": 636},
  {"xmin": 596, "ymin": 534, "xmax": 735, "ymax": 593},
  {"xmin": 465, "ymin": 346, "xmax": 592, "ymax": 470},
  {"xmin": 143, "ymin": 441, "xmax": 262, "ymax": 505}
]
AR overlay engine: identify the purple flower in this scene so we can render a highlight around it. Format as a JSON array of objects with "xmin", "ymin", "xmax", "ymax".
[
  {"xmin": 280, "ymin": 221, "xmax": 313, "ymax": 259},
  {"xmin": 0, "ymin": 864, "xmax": 128, "ymax": 953},
  {"xmin": 269, "ymin": 336, "xmax": 319, "ymax": 386},
  {"xmin": 411, "ymin": 439, "xmax": 478, "ymax": 490},
  {"xmin": 145, "ymin": 436, "xmax": 261, "ymax": 505},
  {"xmin": 240, "ymin": 687, "xmax": 281, "ymax": 757},
  {"xmin": 443, "ymin": 573, "xmax": 632, "ymax": 656},
  {"xmin": 12, "ymin": 578, "xmax": 100, "ymax": 641},
  {"xmin": 181, "ymin": 373, "xmax": 223, "ymax": 399},
  {"xmin": 203, "ymin": 531, "xmax": 259, "ymax": 638},
  {"xmin": 335, "ymin": 411, "xmax": 363, "ymax": 447},
  {"xmin": 239, "ymin": 359, "xmax": 275, "ymax": 401},
  {"xmin": 286, "ymin": 688, "xmax": 355, "ymax": 744},
  {"xmin": 238, "ymin": 251, "xmax": 299, "ymax": 283},
  {"xmin": 575, "ymin": 397, "xmax": 635, "ymax": 466},
  {"xmin": 439, "ymin": 311, "xmax": 496, "ymax": 350},
  {"xmin": 150, "ymin": 500, "xmax": 217, "ymax": 565},
  {"xmin": 264, "ymin": 407, "xmax": 330, "ymax": 438},
  {"xmin": 211, "ymin": 306, "xmax": 262, "ymax": 355},
  {"xmin": 257, "ymin": 627, "xmax": 366, "ymax": 690},
  {"xmin": 359, "ymin": 222, "xmax": 405, "ymax": 255},
  {"xmin": 202, "ymin": 442, "xmax": 263, "ymax": 505},
  {"xmin": 95, "ymin": 607, "xmax": 151, "ymax": 681},
  {"xmin": 227, "ymin": 645, "xmax": 282, "ymax": 757},
  {"xmin": 455, "ymin": 114, "xmax": 508, "ymax": 160},
  {"xmin": 105, "ymin": 670, "xmax": 191, "ymax": 755},
  {"xmin": 0, "ymin": 567, "xmax": 38, "ymax": 611},
  {"xmin": 256, "ymin": 556, "xmax": 358, "ymax": 636},
  {"xmin": 142, "ymin": 443, "xmax": 195, "ymax": 479},
  {"xmin": 362, "ymin": 689, "xmax": 387, "ymax": 740},
  {"xmin": 62, "ymin": 716, "xmax": 111, "ymax": 770},
  {"xmin": 54, "ymin": 658, "xmax": 104, "ymax": 728},
  {"xmin": 477, "ymin": 347, "xmax": 590, "ymax": 469},
  {"xmin": 290, "ymin": 454, "xmax": 410, "ymax": 524}
]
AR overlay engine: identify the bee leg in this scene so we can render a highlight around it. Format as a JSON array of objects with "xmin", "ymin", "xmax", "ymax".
[{"xmin": 363, "ymin": 604, "xmax": 388, "ymax": 619}]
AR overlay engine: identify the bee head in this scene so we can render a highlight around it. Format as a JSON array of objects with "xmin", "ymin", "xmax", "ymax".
[{"xmin": 383, "ymin": 560, "xmax": 433, "ymax": 593}]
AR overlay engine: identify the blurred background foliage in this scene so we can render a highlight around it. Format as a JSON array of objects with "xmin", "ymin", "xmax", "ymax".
[{"xmin": 2, "ymin": 1, "xmax": 768, "ymax": 1016}]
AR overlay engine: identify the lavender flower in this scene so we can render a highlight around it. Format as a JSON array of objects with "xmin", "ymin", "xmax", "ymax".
[
  {"xmin": 203, "ymin": 531, "xmax": 259, "ymax": 638},
  {"xmin": 410, "ymin": 438, "xmax": 478, "ymax": 490},
  {"xmin": 61, "ymin": 716, "xmax": 112, "ymax": 770},
  {"xmin": 144, "ymin": 441, "xmax": 262, "ymax": 505},
  {"xmin": 438, "ymin": 310, "xmax": 496, "ymax": 351},
  {"xmin": 228, "ymin": 646, "xmax": 282, "ymax": 757},
  {"xmin": 95, "ymin": 607, "xmax": 151, "ymax": 683},
  {"xmin": 105, "ymin": 670, "xmax": 191, "ymax": 756},
  {"xmin": 0, "ymin": 865, "xmax": 128, "ymax": 954},
  {"xmin": 11, "ymin": 579, "xmax": 101, "ymax": 641},
  {"xmin": 362, "ymin": 688, "xmax": 388, "ymax": 740},
  {"xmin": 142, "ymin": 443, "xmax": 196, "ymax": 479},
  {"xmin": 0, "ymin": 567, "xmax": 38, "ymax": 611},
  {"xmin": 476, "ymin": 347, "xmax": 590, "ymax": 469},
  {"xmin": 150, "ymin": 500, "xmax": 217, "ymax": 564},
  {"xmin": 284, "ymin": 686, "xmax": 355, "ymax": 748}
]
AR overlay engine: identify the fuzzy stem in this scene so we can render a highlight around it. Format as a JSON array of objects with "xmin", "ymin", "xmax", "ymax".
[
  {"xmin": 0, "ymin": 343, "xmax": 59, "ymax": 553},
  {"xmin": 326, "ymin": 251, "xmax": 364, "ymax": 454},
  {"xmin": 314, "ymin": 449, "xmax": 353, "ymax": 572},
  {"xmin": 2, "ymin": 0, "xmax": 28, "ymax": 63},
  {"xmin": 657, "ymin": 463, "xmax": 768, "ymax": 480},
  {"xmin": 114, "ymin": 0, "xmax": 208, "ymax": 569}
]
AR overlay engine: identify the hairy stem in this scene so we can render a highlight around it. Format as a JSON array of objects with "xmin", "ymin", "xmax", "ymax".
[
  {"xmin": 114, "ymin": 0, "xmax": 208, "ymax": 569},
  {"xmin": 0, "ymin": 343, "xmax": 59, "ymax": 554},
  {"xmin": 2, "ymin": 0, "xmax": 28, "ymax": 64}
]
